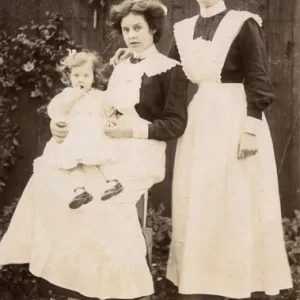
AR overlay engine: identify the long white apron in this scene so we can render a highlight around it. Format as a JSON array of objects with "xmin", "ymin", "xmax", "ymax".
[{"xmin": 167, "ymin": 10, "xmax": 292, "ymax": 299}]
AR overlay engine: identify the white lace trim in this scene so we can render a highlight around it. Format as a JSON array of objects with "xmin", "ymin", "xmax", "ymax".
[
  {"xmin": 142, "ymin": 49, "xmax": 180, "ymax": 77},
  {"xmin": 105, "ymin": 52, "xmax": 179, "ymax": 113},
  {"xmin": 173, "ymin": 15, "xmax": 198, "ymax": 67}
]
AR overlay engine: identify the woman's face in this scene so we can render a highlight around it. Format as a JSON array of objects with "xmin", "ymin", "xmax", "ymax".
[
  {"xmin": 196, "ymin": 0, "xmax": 222, "ymax": 7},
  {"xmin": 121, "ymin": 12, "xmax": 155, "ymax": 53}
]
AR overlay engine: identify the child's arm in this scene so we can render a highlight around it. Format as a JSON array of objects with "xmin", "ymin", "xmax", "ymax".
[{"xmin": 47, "ymin": 87, "xmax": 85, "ymax": 121}]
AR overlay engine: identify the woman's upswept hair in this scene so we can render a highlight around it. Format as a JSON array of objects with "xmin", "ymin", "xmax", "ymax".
[
  {"xmin": 108, "ymin": 0, "xmax": 167, "ymax": 43},
  {"xmin": 57, "ymin": 49, "xmax": 106, "ymax": 90}
]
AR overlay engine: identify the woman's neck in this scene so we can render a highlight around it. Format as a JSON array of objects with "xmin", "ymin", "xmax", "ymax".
[
  {"xmin": 132, "ymin": 44, "xmax": 157, "ymax": 59},
  {"xmin": 199, "ymin": 1, "xmax": 226, "ymax": 18}
]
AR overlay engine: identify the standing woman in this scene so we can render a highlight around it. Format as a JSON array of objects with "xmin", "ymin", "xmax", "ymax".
[
  {"xmin": 166, "ymin": 0, "xmax": 293, "ymax": 299},
  {"xmin": 0, "ymin": 2, "xmax": 188, "ymax": 300}
]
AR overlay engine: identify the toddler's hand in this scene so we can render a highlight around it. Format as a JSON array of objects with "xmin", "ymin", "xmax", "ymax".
[
  {"xmin": 63, "ymin": 87, "xmax": 85, "ymax": 100},
  {"xmin": 50, "ymin": 120, "xmax": 69, "ymax": 143}
]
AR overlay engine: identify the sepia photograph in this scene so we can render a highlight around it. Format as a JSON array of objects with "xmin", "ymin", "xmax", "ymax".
[{"xmin": 0, "ymin": 0, "xmax": 298, "ymax": 299}]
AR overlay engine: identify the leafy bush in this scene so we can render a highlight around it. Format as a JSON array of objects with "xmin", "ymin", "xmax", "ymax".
[
  {"xmin": 147, "ymin": 203, "xmax": 172, "ymax": 252},
  {"xmin": 146, "ymin": 203, "xmax": 177, "ymax": 300},
  {"xmin": 0, "ymin": 12, "xmax": 81, "ymax": 197},
  {"xmin": 283, "ymin": 210, "xmax": 300, "ymax": 274},
  {"xmin": 277, "ymin": 210, "xmax": 300, "ymax": 300},
  {"xmin": 0, "ymin": 11, "xmax": 82, "ymax": 300}
]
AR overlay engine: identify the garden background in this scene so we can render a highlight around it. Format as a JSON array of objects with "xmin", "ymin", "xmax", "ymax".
[{"xmin": 1, "ymin": 0, "xmax": 300, "ymax": 299}]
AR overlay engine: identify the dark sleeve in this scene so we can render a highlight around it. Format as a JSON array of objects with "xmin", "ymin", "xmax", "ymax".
[
  {"xmin": 148, "ymin": 65, "xmax": 188, "ymax": 141},
  {"xmin": 167, "ymin": 36, "xmax": 181, "ymax": 61},
  {"xmin": 238, "ymin": 18, "xmax": 275, "ymax": 119}
]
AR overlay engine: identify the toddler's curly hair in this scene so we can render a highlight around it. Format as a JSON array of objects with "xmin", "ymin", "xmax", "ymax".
[{"xmin": 57, "ymin": 49, "xmax": 106, "ymax": 90}]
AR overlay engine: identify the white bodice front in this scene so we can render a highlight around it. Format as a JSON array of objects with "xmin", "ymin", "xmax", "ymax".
[{"xmin": 173, "ymin": 10, "xmax": 262, "ymax": 84}]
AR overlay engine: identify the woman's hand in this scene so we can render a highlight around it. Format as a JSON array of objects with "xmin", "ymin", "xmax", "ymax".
[
  {"xmin": 237, "ymin": 132, "xmax": 258, "ymax": 159},
  {"xmin": 104, "ymin": 115, "xmax": 134, "ymax": 138},
  {"xmin": 109, "ymin": 48, "xmax": 133, "ymax": 67},
  {"xmin": 50, "ymin": 120, "xmax": 69, "ymax": 143}
]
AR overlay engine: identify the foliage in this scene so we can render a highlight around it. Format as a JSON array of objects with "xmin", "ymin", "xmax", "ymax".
[
  {"xmin": 276, "ymin": 210, "xmax": 300, "ymax": 300},
  {"xmin": 147, "ymin": 203, "xmax": 177, "ymax": 300},
  {"xmin": 147, "ymin": 203, "xmax": 172, "ymax": 252},
  {"xmin": 0, "ymin": 13, "xmax": 81, "ymax": 297},
  {"xmin": 0, "ymin": 12, "xmax": 81, "ymax": 197},
  {"xmin": 283, "ymin": 210, "xmax": 300, "ymax": 274}
]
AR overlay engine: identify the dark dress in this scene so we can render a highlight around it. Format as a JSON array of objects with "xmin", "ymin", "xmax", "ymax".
[{"xmin": 103, "ymin": 60, "xmax": 189, "ymax": 141}]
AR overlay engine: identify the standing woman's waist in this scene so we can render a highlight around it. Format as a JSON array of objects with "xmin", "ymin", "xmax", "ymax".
[
  {"xmin": 197, "ymin": 82, "xmax": 244, "ymax": 88},
  {"xmin": 194, "ymin": 82, "xmax": 246, "ymax": 105}
]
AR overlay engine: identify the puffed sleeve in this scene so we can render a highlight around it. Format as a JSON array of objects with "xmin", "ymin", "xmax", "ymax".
[
  {"xmin": 238, "ymin": 18, "xmax": 275, "ymax": 134},
  {"xmin": 148, "ymin": 65, "xmax": 188, "ymax": 141},
  {"xmin": 47, "ymin": 88, "xmax": 72, "ymax": 122}
]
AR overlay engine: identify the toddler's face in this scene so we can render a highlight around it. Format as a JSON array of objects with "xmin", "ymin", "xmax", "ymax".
[{"xmin": 70, "ymin": 61, "xmax": 94, "ymax": 92}]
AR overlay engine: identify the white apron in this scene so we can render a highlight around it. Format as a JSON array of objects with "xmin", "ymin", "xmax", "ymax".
[{"xmin": 167, "ymin": 10, "xmax": 292, "ymax": 299}]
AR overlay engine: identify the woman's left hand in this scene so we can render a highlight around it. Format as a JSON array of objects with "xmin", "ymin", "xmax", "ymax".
[
  {"xmin": 237, "ymin": 132, "xmax": 258, "ymax": 159},
  {"xmin": 104, "ymin": 116, "xmax": 134, "ymax": 138},
  {"xmin": 109, "ymin": 48, "xmax": 133, "ymax": 67}
]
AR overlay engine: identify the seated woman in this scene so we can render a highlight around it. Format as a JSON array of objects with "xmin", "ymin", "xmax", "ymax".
[{"xmin": 100, "ymin": 0, "xmax": 188, "ymax": 200}]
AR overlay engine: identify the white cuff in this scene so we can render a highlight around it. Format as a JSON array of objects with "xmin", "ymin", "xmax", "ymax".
[
  {"xmin": 244, "ymin": 116, "xmax": 262, "ymax": 136},
  {"xmin": 133, "ymin": 119, "xmax": 149, "ymax": 139}
]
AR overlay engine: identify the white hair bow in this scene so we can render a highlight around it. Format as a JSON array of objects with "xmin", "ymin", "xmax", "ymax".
[
  {"xmin": 66, "ymin": 49, "xmax": 77, "ymax": 56},
  {"xmin": 60, "ymin": 49, "xmax": 77, "ymax": 65}
]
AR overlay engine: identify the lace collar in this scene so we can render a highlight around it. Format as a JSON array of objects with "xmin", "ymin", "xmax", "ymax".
[{"xmin": 124, "ymin": 45, "xmax": 180, "ymax": 77}]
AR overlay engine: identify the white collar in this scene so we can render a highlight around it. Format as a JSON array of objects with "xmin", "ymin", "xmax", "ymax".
[
  {"xmin": 119, "ymin": 47, "xmax": 180, "ymax": 77},
  {"xmin": 107, "ymin": 49, "xmax": 180, "ymax": 111},
  {"xmin": 200, "ymin": 1, "xmax": 226, "ymax": 18},
  {"xmin": 132, "ymin": 44, "xmax": 158, "ymax": 59}
]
